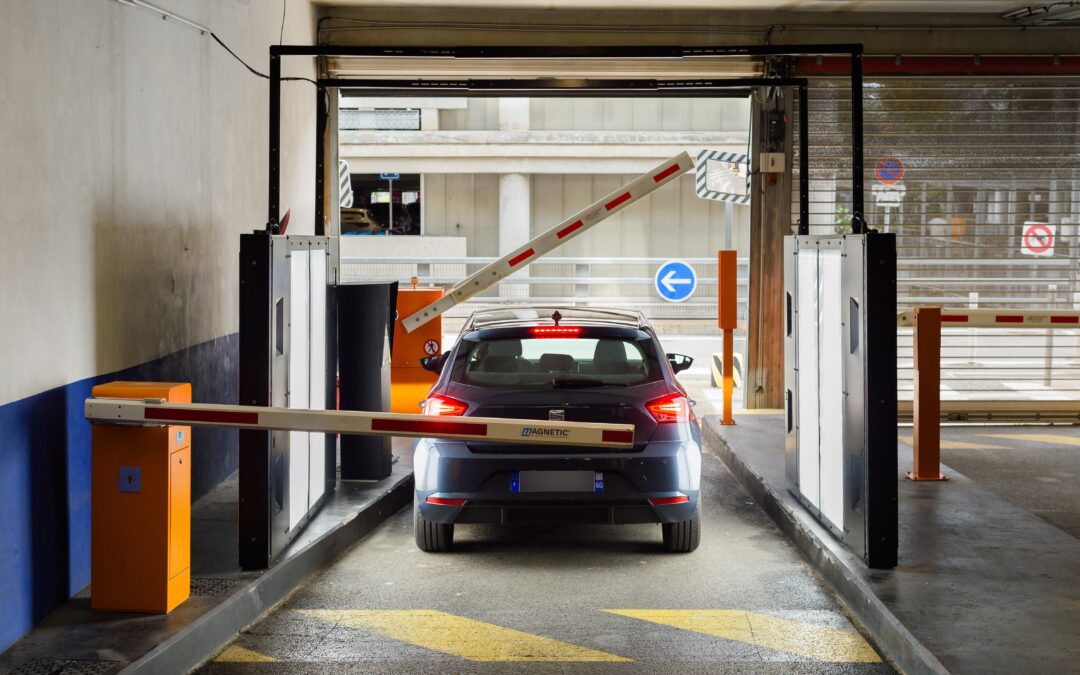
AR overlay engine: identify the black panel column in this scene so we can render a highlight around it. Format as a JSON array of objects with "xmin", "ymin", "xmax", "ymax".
[{"xmin": 337, "ymin": 283, "xmax": 398, "ymax": 480}]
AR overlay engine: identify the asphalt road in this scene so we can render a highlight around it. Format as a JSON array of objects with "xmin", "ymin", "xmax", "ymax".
[{"xmin": 201, "ymin": 444, "xmax": 893, "ymax": 673}]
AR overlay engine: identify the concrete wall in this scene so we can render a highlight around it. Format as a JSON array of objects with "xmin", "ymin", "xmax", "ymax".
[
  {"xmin": 0, "ymin": 0, "xmax": 317, "ymax": 652},
  {"xmin": 422, "ymin": 173, "xmax": 749, "ymax": 258},
  {"xmin": 441, "ymin": 97, "xmax": 748, "ymax": 131}
]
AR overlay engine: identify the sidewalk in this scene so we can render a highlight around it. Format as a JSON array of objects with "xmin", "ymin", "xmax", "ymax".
[
  {"xmin": 703, "ymin": 413, "xmax": 1080, "ymax": 675},
  {"xmin": 0, "ymin": 443, "xmax": 414, "ymax": 674}
]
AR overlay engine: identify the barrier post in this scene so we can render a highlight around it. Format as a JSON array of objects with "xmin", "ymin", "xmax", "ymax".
[
  {"xmin": 908, "ymin": 306, "xmax": 947, "ymax": 481},
  {"xmin": 718, "ymin": 250, "xmax": 738, "ymax": 425}
]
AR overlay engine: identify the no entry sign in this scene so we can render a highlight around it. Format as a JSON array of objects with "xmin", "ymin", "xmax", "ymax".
[
  {"xmin": 875, "ymin": 157, "xmax": 904, "ymax": 185},
  {"xmin": 1021, "ymin": 222, "xmax": 1056, "ymax": 257}
]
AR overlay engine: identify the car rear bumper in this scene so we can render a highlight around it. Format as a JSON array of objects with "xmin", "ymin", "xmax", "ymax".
[{"xmin": 414, "ymin": 437, "xmax": 701, "ymax": 525}]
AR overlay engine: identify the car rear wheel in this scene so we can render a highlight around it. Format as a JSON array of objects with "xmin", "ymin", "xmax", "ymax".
[
  {"xmin": 661, "ymin": 507, "xmax": 701, "ymax": 553},
  {"xmin": 414, "ymin": 501, "xmax": 454, "ymax": 552}
]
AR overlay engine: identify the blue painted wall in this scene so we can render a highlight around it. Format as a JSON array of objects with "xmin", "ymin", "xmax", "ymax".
[{"xmin": 0, "ymin": 333, "xmax": 238, "ymax": 653}]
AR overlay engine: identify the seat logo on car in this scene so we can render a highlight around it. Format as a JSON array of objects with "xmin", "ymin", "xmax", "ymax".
[
  {"xmin": 549, "ymin": 409, "xmax": 565, "ymax": 422},
  {"xmin": 521, "ymin": 427, "xmax": 569, "ymax": 438}
]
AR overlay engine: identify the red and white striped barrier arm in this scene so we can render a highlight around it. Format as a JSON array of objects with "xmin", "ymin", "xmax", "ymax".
[
  {"xmin": 402, "ymin": 151, "xmax": 693, "ymax": 333},
  {"xmin": 897, "ymin": 309, "xmax": 1080, "ymax": 328},
  {"xmin": 84, "ymin": 398, "xmax": 636, "ymax": 449}
]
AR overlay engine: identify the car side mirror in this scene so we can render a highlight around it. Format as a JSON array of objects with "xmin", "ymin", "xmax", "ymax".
[
  {"xmin": 420, "ymin": 352, "xmax": 449, "ymax": 374},
  {"xmin": 667, "ymin": 353, "xmax": 693, "ymax": 374}
]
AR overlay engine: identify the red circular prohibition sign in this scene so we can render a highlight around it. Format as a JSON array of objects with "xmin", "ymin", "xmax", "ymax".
[{"xmin": 1024, "ymin": 224, "xmax": 1054, "ymax": 254}]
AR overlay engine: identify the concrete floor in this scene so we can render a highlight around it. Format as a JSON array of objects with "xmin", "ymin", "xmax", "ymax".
[
  {"xmin": 707, "ymin": 413, "xmax": 1080, "ymax": 675},
  {"xmin": 919, "ymin": 426, "xmax": 1080, "ymax": 538},
  {"xmin": 200, "ymin": 444, "xmax": 893, "ymax": 673}
]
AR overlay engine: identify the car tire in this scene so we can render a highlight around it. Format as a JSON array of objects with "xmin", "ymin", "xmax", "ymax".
[
  {"xmin": 661, "ymin": 507, "xmax": 701, "ymax": 553},
  {"xmin": 414, "ymin": 501, "xmax": 454, "ymax": 552}
]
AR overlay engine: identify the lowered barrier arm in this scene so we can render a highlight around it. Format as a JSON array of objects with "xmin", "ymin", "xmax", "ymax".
[{"xmin": 85, "ymin": 397, "xmax": 636, "ymax": 449}]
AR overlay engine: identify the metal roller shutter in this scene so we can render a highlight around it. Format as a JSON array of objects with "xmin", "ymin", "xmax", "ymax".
[{"xmin": 793, "ymin": 77, "xmax": 1080, "ymax": 403}]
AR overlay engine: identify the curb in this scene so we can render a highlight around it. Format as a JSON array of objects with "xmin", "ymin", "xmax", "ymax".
[
  {"xmin": 126, "ymin": 473, "xmax": 414, "ymax": 674},
  {"xmin": 703, "ymin": 422, "xmax": 949, "ymax": 675}
]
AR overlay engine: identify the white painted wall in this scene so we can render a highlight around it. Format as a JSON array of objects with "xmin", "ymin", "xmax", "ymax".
[
  {"xmin": 421, "ymin": 172, "xmax": 749, "ymax": 258},
  {"xmin": 441, "ymin": 97, "xmax": 749, "ymax": 131},
  {"xmin": 0, "ymin": 0, "xmax": 318, "ymax": 406}
]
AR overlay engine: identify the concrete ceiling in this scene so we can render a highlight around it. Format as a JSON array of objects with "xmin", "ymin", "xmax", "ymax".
[{"xmin": 315, "ymin": 0, "xmax": 1024, "ymax": 13}]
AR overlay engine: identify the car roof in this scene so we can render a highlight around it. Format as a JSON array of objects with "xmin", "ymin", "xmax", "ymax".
[{"xmin": 462, "ymin": 306, "xmax": 651, "ymax": 332}]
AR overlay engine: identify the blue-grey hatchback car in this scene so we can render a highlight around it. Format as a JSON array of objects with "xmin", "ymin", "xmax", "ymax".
[{"xmin": 413, "ymin": 307, "xmax": 702, "ymax": 553}]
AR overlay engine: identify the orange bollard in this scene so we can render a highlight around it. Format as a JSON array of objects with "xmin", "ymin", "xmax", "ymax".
[
  {"xmin": 908, "ymin": 306, "xmax": 947, "ymax": 481},
  {"xmin": 718, "ymin": 250, "xmax": 738, "ymax": 425}
]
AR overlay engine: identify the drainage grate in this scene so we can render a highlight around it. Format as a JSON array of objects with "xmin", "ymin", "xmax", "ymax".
[
  {"xmin": 12, "ymin": 658, "xmax": 118, "ymax": 675},
  {"xmin": 191, "ymin": 577, "xmax": 238, "ymax": 597}
]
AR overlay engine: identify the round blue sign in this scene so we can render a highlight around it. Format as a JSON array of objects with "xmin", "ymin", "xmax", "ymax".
[{"xmin": 655, "ymin": 260, "xmax": 697, "ymax": 303}]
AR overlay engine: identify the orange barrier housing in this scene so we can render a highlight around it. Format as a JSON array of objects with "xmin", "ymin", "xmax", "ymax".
[
  {"xmin": 90, "ymin": 381, "xmax": 192, "ymax": 613},
  {"xmin": 391, "ymin": 286, "xmax": 444, "ymax": 413}
]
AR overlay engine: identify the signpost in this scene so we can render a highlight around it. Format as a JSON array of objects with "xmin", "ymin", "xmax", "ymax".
[
  {"xmin": 655, "ymin": 260, "xmax": 697, "ymax": 303},
  {"xmin": 380, "ymin": 172, "xmax": 400, "ymax": 232},
  {"xmin": 1021, "ymin": 222, "xmax": 1055, "ymax": 257},
  {"xmin": 873, "ymin": 157, "xmax": 906, "ymax": 231}
]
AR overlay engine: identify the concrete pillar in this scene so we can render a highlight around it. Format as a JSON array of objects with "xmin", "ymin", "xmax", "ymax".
[
  {"xmin": 498, "ymin": 98, "xmax": 530, "ymax": 131},
  {"xmin": 498, "ymin": 98, "xmax": 531, "ymax": 299},
  {"xmin": 499, "ymin": 173, "xmax": 531, "ymax": 299},
  {"xmin": 745, "ymin": 89, "xmax": 792, "ymax": 409}
]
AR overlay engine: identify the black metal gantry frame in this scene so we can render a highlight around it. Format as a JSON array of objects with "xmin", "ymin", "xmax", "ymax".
[{"xmin": 266, "ymin": 43, "xmax": 865, "ymax": 238}]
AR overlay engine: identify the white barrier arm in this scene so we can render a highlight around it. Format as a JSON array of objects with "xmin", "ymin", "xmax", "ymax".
[
  {"xmin": 402, "ymin": 151, "xmax": 693, "ymax": 333},
  {"xmin": 85, "ymin": 398, "xmax": 636, "ymax": 449},
  {"xmin": 897, "ymin": 308, "xmax": 1080, "ymax": 328}
]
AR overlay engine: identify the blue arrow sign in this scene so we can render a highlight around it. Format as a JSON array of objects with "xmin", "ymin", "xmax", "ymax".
[
  {"xmin": 655, "ymin": 260, "xmax": 697, "ymax": 303},
  {"xmin": 380, "ymin": 172, "xmax": 400, "ymax": 180}
]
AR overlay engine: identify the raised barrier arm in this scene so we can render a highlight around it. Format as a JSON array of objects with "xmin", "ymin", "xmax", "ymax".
[{"xmin": 402, "ymin": 151, "xmax": 693, "ymax": 333}]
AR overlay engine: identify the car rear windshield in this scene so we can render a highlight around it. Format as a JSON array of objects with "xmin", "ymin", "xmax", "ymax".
[{"xmin": 451, "ymin": 336, "xmax": 662, "ymax": 388}]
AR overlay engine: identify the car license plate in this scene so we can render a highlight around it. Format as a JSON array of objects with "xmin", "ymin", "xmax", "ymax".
[{"xmin": 511, "ymin": 471, "xmax": 603, "ymax": 493}]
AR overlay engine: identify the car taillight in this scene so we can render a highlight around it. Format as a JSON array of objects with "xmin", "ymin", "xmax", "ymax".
[
  {"xmin": 426, "ymin": 496, "xmax": 467, "ymax": 506},
  {"xmin": 530, "ymin": 326, "xmax": 582, "ymax": 338},
  {"xmin": 648, "ymin": 495, "xmax": 690, "ymax": 506},
  {"xmin": 423, "ymin": 394, "xmax": 468, "ymax": 416},
  {"xmin": 646, "ymin": 393, "xmax": 690, "ymax": 424}
]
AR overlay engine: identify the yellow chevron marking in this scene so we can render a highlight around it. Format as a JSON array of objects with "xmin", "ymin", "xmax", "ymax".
[
  {"xmin": 604, "ymin": 610, "xmax": 881, "ymax": 663},
  {"xmin": 982, "ymin": 433, "xmax": 1080, "ymax": 447},
  {"xmin": 300, "ymin": 609, "xmax": 631, "ymax": 662},
  {"xmin": 214, "ymin": 644, "xmax": 278, "ymax": 663},
  {"xmin": 899, "ymin": 435, "xmax": 1005, "ymax": 450}
]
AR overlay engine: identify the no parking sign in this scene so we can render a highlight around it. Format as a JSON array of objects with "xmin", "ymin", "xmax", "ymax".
[
  {"xmin": 875, "ymin": 157, "xmax": 904, "ymax": 185},
  {"xmin": 1021, "ymin": 222, "xmax": 1055, "ymax": 257}
]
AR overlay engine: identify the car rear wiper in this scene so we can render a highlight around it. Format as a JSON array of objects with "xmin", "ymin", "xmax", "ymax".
[{"xmin": 551, "ymin": 377, "xmax": 629, "ymax": 388}]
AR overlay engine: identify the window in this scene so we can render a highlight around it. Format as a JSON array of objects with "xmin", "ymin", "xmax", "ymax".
[{"xmin": 452, "ymin": 337, "xmax": 660, "ymax": 388}]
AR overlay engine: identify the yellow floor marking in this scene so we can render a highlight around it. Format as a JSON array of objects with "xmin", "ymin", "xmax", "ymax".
[
  {"xmin": 899, "ymin": 435, "xmax": 1006, "ymax": 450},
  {"xmin": 300, "ymin": 609, "xmax": 632, "ymax": 662},
  {"xmin": 604, "ymin": 610, "xmax": 881, "ymax": 663},
  {"xmin": 981, "ymin": 433, "xmax": 1080, "ymax": 447},
  {"xmin": 215, "ymin": 645, "xmax": 278, "ymax": 663}
]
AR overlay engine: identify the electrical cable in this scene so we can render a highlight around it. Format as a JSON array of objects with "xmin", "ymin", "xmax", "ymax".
[
  {"xmin": 209, "ymin": 32, "xmax": 318, "ymax": 86},
  {"xmin": 279, "ymin": 0, "xmax": 287, "ymax": 45}
]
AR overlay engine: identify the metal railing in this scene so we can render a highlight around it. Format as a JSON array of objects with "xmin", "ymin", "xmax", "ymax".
[{"xmin": 341, "ymin": 256, "xmax": 750, "ymax": 322}]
